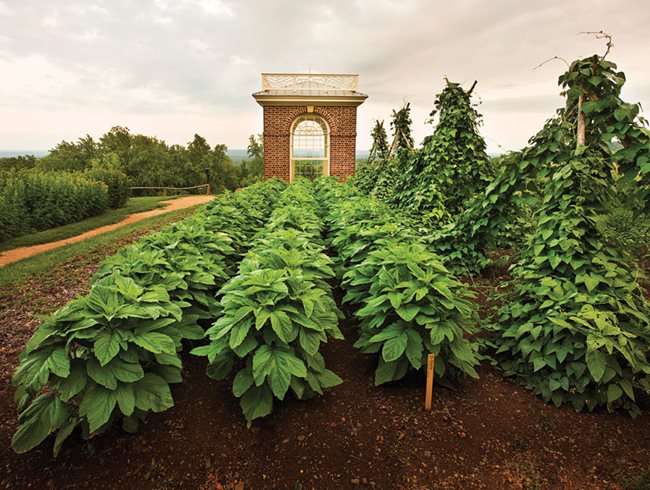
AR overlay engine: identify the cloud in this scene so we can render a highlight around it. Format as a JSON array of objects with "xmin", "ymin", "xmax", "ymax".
[{"xmin": 0, "ymin": 0, "xmax": 648, "ymax": 152}]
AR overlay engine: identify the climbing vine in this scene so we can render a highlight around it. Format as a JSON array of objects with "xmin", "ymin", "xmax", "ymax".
[
  {"xmin": 386, "ymin": 80, "xmax": 489, "ymax": 229},
  {"xmin": 482, "ymin": 47, "xmax": 650, "ymax": 416},
  {"xmin": 430, "ymin": 52, "xmax": 650, "ymax": 274},
  {"xmin": 369, "ymin": 120, "xmax": 389, "ymax": 163}
]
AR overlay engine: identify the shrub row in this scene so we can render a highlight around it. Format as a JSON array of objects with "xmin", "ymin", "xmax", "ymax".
[
  {"xmin": 0, "ymin": 170, "xmax": 109, "ymax": 241},
  {"xmin": 194, "ymin": 179, "xmax": 344, "ymax": 422},
  {"xmin": 314, "ymin": 178, "xmax": 481, "ymax": 387},
  {"xmin": 84, "ymin": 168, "xmax": 131, "ymax": 208},
  {"xmin": 11, "ymin": 179, "xmax": 285, "ymax": 455}
]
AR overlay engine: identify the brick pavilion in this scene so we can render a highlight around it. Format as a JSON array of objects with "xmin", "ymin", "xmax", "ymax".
[{"xmin": 252, "ymin": 73, "xmax": 367, "ymax": 182}]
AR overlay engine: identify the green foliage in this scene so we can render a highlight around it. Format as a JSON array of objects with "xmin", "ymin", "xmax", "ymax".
[
  {"xmin": 487, "ymin": 153, "xmax": 650, "ymax": 416},
  {"xmin": 602, "ymin": 207, "xmax": 650, "ymax": 259},
  {"xmin": 194, "ymin": 180, "xmax": 343, "ymax": 422},
  {"xmin": 11, "ymin": 178, "xmax": 284, "ymax": 454},
  {"xmin": 389, "ymin": 102, "xmax": 414, "ymax": 162},
  {"xmin": 0, "ymin": 170, "xmax": 109, "ymax": 241},
  {"xmin": 36, "ymin": 127, "xmax": 260, "ymax": 192},
  {"xmin": 347, "ymin": 241, "xmax": 480, "ymax": 387},
  {"xmin": 431, "ymin": 55, "xmax": 650, "ymax": 275},
  {"xmin": 389, "ymin": 80, "xmax": 488, "ymax": 228},
  {"xmin": 11, "ymin": 273, "xmax": 200, "ymax": 455},
  {"xmin": 317, "ymin": 180, "xmax": 480, "ymax": 387},
  {"xmin": 238, "ymin": 134, "xmax": 264, "ymax": 187},
  {"xmin": 369, "ymin": 120, "xmax": 389, "ymax": 163},
  {"xmin": 0, "ymin": 154, "xmax": 38, "ymax": 171},
  {"xmin": 355, "ymin": 121, "xmax": 391, "ymax": 195},
  {"xmin": 354, "ymin": 104, "xmax": 415, "ymax": 200},
  {"xmin": 85, "ymin": 167, "xmax": 131, "ymax": 208},
  {"xmin": 38, "ymin": 135, "xmax": 98, "ymax": 172},
  {"xmin": 484, "ymin": 53, "xmax": 650, "ymax": 416}
]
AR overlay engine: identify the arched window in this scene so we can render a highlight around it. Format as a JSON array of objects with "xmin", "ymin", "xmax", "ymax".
[{"xmin": 291, "ymin": 115, "xmax": 329, "ymax": 181}]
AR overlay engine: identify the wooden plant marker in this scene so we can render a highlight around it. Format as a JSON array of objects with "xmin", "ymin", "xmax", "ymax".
[{"xmin": 425, "ymin": 353, "xmax": 435, "ymax": 411}]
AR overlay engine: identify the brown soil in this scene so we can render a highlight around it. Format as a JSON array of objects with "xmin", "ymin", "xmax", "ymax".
[
  {"xmin": 0, "ymin": 195, "xmax": 214, "ymax": 267},
  {"xmin": 0, "ymin": 248, "xmax": 649, "ymax": 489}
]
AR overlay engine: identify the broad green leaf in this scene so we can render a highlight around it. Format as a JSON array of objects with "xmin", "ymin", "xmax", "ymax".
[
  {"xmin": 240, "ymin": 384, "xmax": 273, "ymax": 422},
  {"xmin": 115, "ymin": 383, "xmax": 136, "ymax": 416},
  {"xmin": 233, "ymin": 369, "xmax": 255, "ymax": 397},
  {"xmin": 607, "ymin": 384, "xmax": 623, "ymax": 403},
  {"xmin": 87, "ymin": 358, "xmax": 144, "ymax": 390},
  {"xmin": 396, "ymin": 304, "xmax": 420, "ymax": 322},
  {"xmin": 133, "ymin": 373, "xmax": 173, "ymax": 412},
  {"xmin": 585, "ymin": 348, "xmax": 607, "ymax": 382},
  {"xmin": 269, "ymin": 311, "xmax": 297, "ymax": 343},
  {"xmin": 229, "ymin": 319, "xmax": 252, "ymax": 349},
  {"xmin": 374, "ymin": 357, "xmax": 407, "ymax": 385},
  {"xmin": 79, "ymin": 385, "xmax": 117, "ymax": 433},
  {"xmin": 53, "ymin": 417, "xmax": 78, "ymax": 457},
  {"xmin": 12, "ymin": 395, "xmax": 71, "ymax": 454},
  {"xmin": 131, "ymin": 332, "xmax": 176, "ymax": 354},
  {"xmin": 94, "ymin": 330, "xmax": 121, "ymax": 366},
  {"xmin": 317, "ymin": 369, "xmax": 343, "ymax": 389},
  {"xmin": 299, "ymin": 329, "xmax": 321, "ymax": 355},
  {"xmin": 47, "ymin": 348, "xmax": 71, "ymax": 378},
  {"xmin": 58, "ymin": 360, "xmax": 88, "ymax": 401},
  {"xmin": 404, "ymin": 330, "xmax": 423, "ymax": 368},
  {"xmin": 382, "ymin": 332, "xmax": 408, "ymax": 362}
]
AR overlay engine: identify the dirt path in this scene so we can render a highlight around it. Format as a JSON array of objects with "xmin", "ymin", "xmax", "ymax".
[{"xmin": 0, "ymin": 195, "xmax": 213, "ymax": 267}]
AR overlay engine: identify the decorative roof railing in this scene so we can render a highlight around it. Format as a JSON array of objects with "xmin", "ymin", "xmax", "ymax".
[{"xmin": 261, "ymin": 73, "xmax": 359, "ymax": 92}]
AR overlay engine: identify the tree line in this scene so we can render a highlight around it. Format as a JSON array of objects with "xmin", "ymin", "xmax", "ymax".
[{"xmin": 0, "ymin": 127, "xmax": 264, "ymax": 194}]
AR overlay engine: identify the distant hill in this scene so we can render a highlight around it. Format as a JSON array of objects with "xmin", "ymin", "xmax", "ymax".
[{"xmin": 0, "ymin": 150, "xmax": 48, "ymax": 158}]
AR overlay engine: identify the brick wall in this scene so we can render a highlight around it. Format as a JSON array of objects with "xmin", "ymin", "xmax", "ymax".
[{"xmin": 262, "ymin": 105, "xmax": 358, "ymax": 182}]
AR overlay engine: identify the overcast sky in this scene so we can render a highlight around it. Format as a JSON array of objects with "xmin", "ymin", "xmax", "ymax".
[{"xmin": 0, "ymin": 0, "xmax": 649, "ymax": 153}]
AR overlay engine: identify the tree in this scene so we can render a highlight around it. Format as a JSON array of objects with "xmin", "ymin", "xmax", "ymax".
[
  {"xmin": 38, "ymin": 135, "xmax": 98, "ymax": 172},
  {"xmin": 98, "ymin": 126, "xmax": 132, "ymax": 170},
  {"xmin": 247, "ymin": 134, "xmax": 263, "ymax": 161},
  {"xmin": 239, "ymin": 134, "xmax": 264, "ymax": 186}
]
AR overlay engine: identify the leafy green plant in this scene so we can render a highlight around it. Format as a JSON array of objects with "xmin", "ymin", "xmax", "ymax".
[
  {"xmin": 317, "ymin": 181, "xmax": 481, "ymax": 387},
  {"xmin": 85, "ymin": 167, "xmax": 131, "ymax": 208},
  {"xmin": 345, "ymin": 240, "xmax": 479, "ymax": 386},
  {"xmin": 487, "ymin": 153, "xmax": 650, "ymax": 416},
  {"xmin": 11, "ymin": 178, "xmax": 285, "ymax": 454},
  {"xmin": 194, "ymin": 182, "xmax": 344, "ymax": 422},
  {"xmin": 0, "ymin": 170, "xmax": 109, "ymax": 241},
  {"xmin": 391, "ymin": 80, "xmax": 489, "ymax": 221},
  {"xmin": 94, "ymin": 225, "xmax": 235, "ymax": 319},
  {"xmin": 429, "ymin": 51, "xmax": 650, "ymax": 275},
  {"xmin": 12, "ymin": 273, "xmax": 202, "ymax": 455},
  {"xmin": 485, "ymin": 49, "xmax": 650, "ymax": 416}
]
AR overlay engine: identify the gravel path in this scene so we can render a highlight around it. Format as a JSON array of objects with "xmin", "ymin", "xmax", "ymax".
[{"xmin": 0, "ymin": 195, "xmax": 213, "ymax": 267}]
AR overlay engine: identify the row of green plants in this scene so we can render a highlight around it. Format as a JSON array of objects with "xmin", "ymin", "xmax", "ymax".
[
  {"xmin": 355, "ymin": 46, "xmax": 650, "ymax": 416},
  {"xmin": 0, "ymin": 170, "xmax": 109, "ymax": 241},
  {"xmin": 314, "ymin": 178, "xmax": 481, "ymax": 387},
  {"xmin": 11, "ymin": 178, "xmax": 286, "ymax": 455},
  {"xmin": 193, "ymin": 179, "xmax": 344, "ymax": 422},
  {"xmin": 0, "ymin": 167, "xmax": 131, "ymax": 242}
]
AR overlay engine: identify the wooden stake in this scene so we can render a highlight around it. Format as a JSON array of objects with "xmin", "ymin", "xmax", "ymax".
[
  {"xmin": 577, "ymin": 94, "xmax": 586, "ymax": 147},
  {"xmin": 425, "ymin": 354, "xmax": 435, "ymax": 411}
]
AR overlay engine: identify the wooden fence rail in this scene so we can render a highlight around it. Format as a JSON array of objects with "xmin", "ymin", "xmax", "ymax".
[{"xmin": 129, "ymin": 184, "xmax": 211, "ymax": 196}]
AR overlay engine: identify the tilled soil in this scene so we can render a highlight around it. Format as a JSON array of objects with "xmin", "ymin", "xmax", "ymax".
[{"xmin": 0, "ymin": 247, "xmax": 649, "ymax": 489}]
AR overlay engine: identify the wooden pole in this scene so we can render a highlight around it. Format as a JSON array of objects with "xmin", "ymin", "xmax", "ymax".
[
  {"xmin": 577, "ymin": 94, "xmax": 586, "ymax": 147},
  {"xmin": 425, "ymin": 354, "xmax": 435, "ymax": 411}
]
